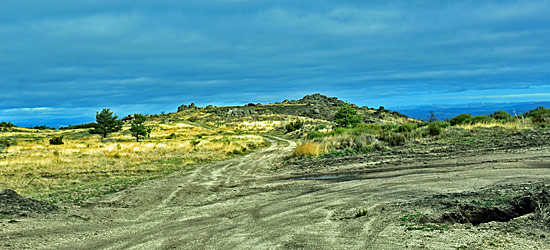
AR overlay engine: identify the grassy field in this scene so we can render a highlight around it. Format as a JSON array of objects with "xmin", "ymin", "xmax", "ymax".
[
  {"xmin": 293, "ymin": 119, "xmax": 539, "ymax": 157},
  {"xmin": 0, "ymin": 120, "xmax": 266, "ymax": 203}
]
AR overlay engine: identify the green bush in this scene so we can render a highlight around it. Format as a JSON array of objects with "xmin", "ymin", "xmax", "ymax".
[
  {"xmin": 428, "ymin": 123, "xmax": 442, "ymax": 136},
  {"xmin": 525, "ymin": 106, "xmax": 550, "ymax": 127},
  {"xmin": 470, "ymin": 115, "xmax": 493, "ymax": 124},
  {"xmin": 450, "ymin": 114, "xmax": 472, "ymax": 126},
  {"xmin": 381, "ymin": 124, "xmax": 398, "ymax": 132},
  {"xmin": 0, "ymin": 121, "xmax": 15, "ymax": 128},
  {"xmin": 0, "ymin": 138, "xmax": 15, "ymax": 149},
  {"xmin": 489, "ymin": 110, "xmax": 512, "ymax": 122},
  {"xmin": 525, "ymin": 106, "xmax": 550, "ymax": 117},
  {"xmin": 60, "ymin": 122, "xmax": 96, "ymax": 130},
  {"xmin": 285, "ymin": 120, "xmax": 304, "ymax": 133},
  {"xmin": 382, "ymin": 133, "xmax": 405, "ymax": 146},
  {"xmin": 330, "ymin": 124, "xmax": 381, "ymax": 137},
  {"xmin": 49, "ymin": 136, "xmax": 64, "ymax": 145},
  {"xmin": 32, "ymin": 125, "xmax": 56, "ymax": 130},
  {"xmin": 308, "ymin": 131, "xmax": 326, "ymax": 139},
  {"xmin": 190, "ymin": 139, "xmax": 200, "ymax": 146},
  {"xmin": 352, "ymin": 124, "xmax": 382, "ymax": 136},
  {"xmin": 398, "ymin": 122, "xmax": 418, "ymax": 133}
]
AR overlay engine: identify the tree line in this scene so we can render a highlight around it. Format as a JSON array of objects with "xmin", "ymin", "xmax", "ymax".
[{"xmin": 89, "ymin": 108, "xmax": 151, "ymax": 142}]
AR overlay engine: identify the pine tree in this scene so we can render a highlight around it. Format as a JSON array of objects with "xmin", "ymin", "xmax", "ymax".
[
  {"xmin": 89, "ymin": 108, "xmax": 123, "ymax": 138},
  {"xmin": 129, "ymin": 113, "xmax": 151, "ymax": 142},
  {"xmin": 334, "ymin": 104, "xmax": 362, "ymax": 128}
]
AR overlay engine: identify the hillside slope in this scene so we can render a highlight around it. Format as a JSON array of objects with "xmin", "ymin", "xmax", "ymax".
[{"xmin": 176, "ymin": 93, "xmax": 411, "ymax": 124}]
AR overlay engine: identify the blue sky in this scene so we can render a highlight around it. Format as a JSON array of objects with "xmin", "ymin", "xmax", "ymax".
[{"xmin": 1, "ymin": 0, "xmax": 549, "ymax": 126}]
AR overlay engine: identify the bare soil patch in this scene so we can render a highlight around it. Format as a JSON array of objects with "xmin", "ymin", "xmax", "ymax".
[
  {"xmin": 0, "ymin": 189, "xmax": 56, "ymax": 217},
  {"xmin": 1, "ymin": 135, "xmax": 550, "ymax": 249}
]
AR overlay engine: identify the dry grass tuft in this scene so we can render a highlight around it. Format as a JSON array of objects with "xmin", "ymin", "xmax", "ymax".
[
  {"xmin": 293, "ymin": 141, "xmax": 326, "ymax": 157},
  {"xmin": 456, "ymin": 121, "xmax": 526, "ymax": 131}
]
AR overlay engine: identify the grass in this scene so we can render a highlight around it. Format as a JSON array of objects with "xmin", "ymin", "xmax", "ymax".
[
  {"xmin": 400, "ymin": 213, "xmax": 448, "ymax": 232},
  {"xmin": 293, "ymin": 141, "xmax": 326, "ymax": 157},
  {"xmin": 405, "ymin": 223, "xmax": 448, "ymax": 232},
  {"xmin": 456, "ymin": 121, "xmax": 522, "ymax": 131},
  {"xmin": 291, "ymin": 116, "xmax": 544, "ymax": 159},
  {"xmin": 400, "ymin": 213, "xmax": 428, "ymax": 222},
  {"xmin": 0, "ymin": 120, "xmax": 266, "ymax": 203}
]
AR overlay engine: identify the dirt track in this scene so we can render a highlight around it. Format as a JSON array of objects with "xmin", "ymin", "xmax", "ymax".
[{"xmin": 2, "ymin": 135, "xmax": 550, "ymax": 249}]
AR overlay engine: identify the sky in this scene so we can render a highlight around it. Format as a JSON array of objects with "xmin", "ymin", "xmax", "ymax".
[{"xmin": 1, "ymin": 0, "xmax": 549, "ymax": 127}]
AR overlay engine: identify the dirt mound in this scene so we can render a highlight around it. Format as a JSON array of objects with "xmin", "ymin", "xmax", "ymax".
[
  {"xmin": 408, "ymin": 184, "xmax": 550, "ymax": 227},
  {"xmin": 438, "ymin": 195, "xmax": 536, "ymax": 225},
  {"xmin": 0, "ymin": 189, "xmax": 56, "ymax": 216}
]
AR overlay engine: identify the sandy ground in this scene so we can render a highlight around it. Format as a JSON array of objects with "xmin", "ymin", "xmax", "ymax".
[{"xmin": 1, "ymin": 135, "xmax": 550, "ymax": 249}]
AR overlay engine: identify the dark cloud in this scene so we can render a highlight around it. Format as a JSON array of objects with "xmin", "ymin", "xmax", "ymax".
[{"xmin": 1, "ymin": 0, "xmax": 549, "ymax": 126}]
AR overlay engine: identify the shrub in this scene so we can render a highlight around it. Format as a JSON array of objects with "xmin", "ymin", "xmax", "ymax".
[
  {"xmin": 428, "ymin": 123, "xmax": 442, "ymax": 136},
  {"xmin": 470, "ymin": 115, "xmax": 493, "ymax": 124},
  {"xmin": 381, "ymin": 124, "xmax": 398, "ymax": 132},
  {"xmin": 352, "ymin": 124, "xmax": 382, "ymax": 136},
  {"xmin": 31, "ymin": 125, "xmax": 56, "ymax": 130},
  {"xmin": 532, "ymin": 114, "xmax": 550, "ymax": 127},
  {"xmin": 450, "ymin": 114, "xmax": 472, "ymax": 126},
  {"xmin": 60, "ymin": 122, "xmax": 96, "ymax": 130},
  {"xmin": 0, "ymin": 138, "xmax": 15, "ymax": 149},
  {"xmin": 356, "ymin": 208, "xmax": 368, "ymax": 218},
  {"xmin": 382, "ymin": 133, "xmax": 405, "ymax": 146},
  {"xmin": 525, "ymin": 106, "xmax": 550, "ymax": 117},
  {"xmin": 398, "ymin": 122, "xmax": 417, "ymax": 133},
  {"xmin": 525, "ymin": 106, "xmax": 550, "ymax": 127},
  {"xmin": 308, "ymin": 131, "xmax": 326, "ymax": 139},
  {"xmin": 285, "ymin": 120, "xmax": 304, "ymax": 133},
  {"xmin": 49, "ymin": 136, "xmax": 64, "ymax": 145},
  {"xmin": 489, "ymin": 110, "xmax": 512, "ymax": 122},
  {"xmin": 0, "ymin": 121, "xmax": 15, "ymax": 128}
]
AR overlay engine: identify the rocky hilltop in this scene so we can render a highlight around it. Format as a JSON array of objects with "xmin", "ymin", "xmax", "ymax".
[{"xmin": 177, "ymin": 93, "xmax": 409, "ymax": 123}]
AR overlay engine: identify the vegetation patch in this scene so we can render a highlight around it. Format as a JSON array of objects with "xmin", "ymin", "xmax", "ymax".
[{"xmin": 0, "ymin": 118, "xmax": 267, "ymax": 202}]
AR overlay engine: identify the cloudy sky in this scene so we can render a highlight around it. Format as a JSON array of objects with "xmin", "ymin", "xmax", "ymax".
[{"xmin": 1, "ymin": 0, "xmax": 549, "ymax": 126}]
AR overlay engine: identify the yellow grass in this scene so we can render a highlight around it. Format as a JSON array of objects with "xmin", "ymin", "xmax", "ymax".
[
  {"xmin": 0, "ymin": 122, "xmax": 265, "ymax": 202},
  {"xmin": 293, "ymin": 141, "xmax": 327, "ymax": 157},
  {"xmin": 456, "ymin": 121, "xmax": 528, "ymax": 131}
]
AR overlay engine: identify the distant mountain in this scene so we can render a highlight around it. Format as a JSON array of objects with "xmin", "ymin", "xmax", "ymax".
[{"xmin": 392, "ymin": 101, "xmax": 550, "ymax": 121}]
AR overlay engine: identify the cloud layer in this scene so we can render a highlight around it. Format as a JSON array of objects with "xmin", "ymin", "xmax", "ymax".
[{"xmin": 1, "ymin": 1, "xmax": 549, "ymax": 126}]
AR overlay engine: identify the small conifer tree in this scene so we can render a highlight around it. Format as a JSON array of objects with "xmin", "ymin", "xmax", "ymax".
[
  {"xmin": 129, "ymin": 113, "xmax": 151, "ymax": 142},
  {"xmin": 334, "ymin": 104, "xmax": 362, "ymax": 128},
  {"xmin": 89, "ymin": 108, "xmax": 123, "ymax": 138}
]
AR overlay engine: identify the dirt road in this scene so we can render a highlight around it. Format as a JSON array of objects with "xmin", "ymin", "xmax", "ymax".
[{"xmin": 2, "ymin": 136, "xmax": 550, "ymax": 249}]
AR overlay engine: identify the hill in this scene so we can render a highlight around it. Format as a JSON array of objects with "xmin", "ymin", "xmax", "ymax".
[{"xmin": 176, "ymin": 93, "xmax": 411, "ymax": 124}]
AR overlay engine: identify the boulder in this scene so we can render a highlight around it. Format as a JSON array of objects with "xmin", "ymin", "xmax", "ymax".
[{"xmin": 122, "ymin": 115, "xmax": 134, "ymax": 123}]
